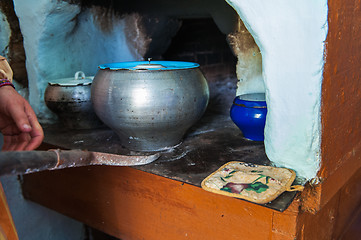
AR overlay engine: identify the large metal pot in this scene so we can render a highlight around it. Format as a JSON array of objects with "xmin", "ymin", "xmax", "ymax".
[
  {"xmin": 91, "ymin": 60, "xmax": 210, "ymax": 151},
  {"xmin": 44, "ymin": 71, "xmax": 103, "ymax": 129}
]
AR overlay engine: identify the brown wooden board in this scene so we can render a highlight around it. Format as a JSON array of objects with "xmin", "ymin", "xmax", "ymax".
[{"xmin": 22, "ymin": 165, "xmax": 300, "ymax": 240}]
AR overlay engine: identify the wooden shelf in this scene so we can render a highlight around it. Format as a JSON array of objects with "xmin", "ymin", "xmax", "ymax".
[{"xmin": 22, "ymin": 163, "xmax": 302, "ymax": 239}]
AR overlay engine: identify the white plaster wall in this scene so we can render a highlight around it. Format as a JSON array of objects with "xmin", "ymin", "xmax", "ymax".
[
  {"xmin": 13, "ymin": 0, "xmax": 139, "ymax": 121},
  {"xmin": 226, "ymin": 0, "xmax": 328, "ymax": 180},
  {"xmin": 0, "ymin": 11, "xmax": 11, "ymax": 57}
]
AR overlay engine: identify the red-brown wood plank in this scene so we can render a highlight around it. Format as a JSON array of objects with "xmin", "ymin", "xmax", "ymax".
[{"xmin": 22, "ymin": 166, "xmax": 298, "ymax": 240}]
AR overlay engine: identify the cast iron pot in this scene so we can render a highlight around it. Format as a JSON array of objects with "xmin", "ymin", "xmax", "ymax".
[
  {"xmin": 44, "ymin": 71, "xmax": 103, "ymax": 129},
  {"xmin": 91, "ymin": 60, "xmax": 210, "ymax": 151}
]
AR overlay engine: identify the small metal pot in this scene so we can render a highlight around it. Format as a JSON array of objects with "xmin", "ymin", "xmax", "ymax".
[
  {"xmin": 44, "ymin": 71, "xmax": 103, "ymax": 129},
  {"xmin": 91, "ymin": 61, "xmax": 210, "ymax": 151}
]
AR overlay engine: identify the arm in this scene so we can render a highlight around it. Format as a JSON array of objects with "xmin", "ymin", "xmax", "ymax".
[{"xmin": 0, "ymin": 56, "xmax": 44, "ymax": 151}]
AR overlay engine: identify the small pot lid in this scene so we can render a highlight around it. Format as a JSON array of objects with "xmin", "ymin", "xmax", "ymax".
[
  {"xmin": 48, "ymin": 71, "xmax": 93, "ymax": 86},
  {"xmin": 98, "ymin": 59, "xmax": 200, "ymax": 71}
]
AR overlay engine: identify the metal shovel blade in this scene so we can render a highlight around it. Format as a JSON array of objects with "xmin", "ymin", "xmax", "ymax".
[{"xmin": 0, "ymin": 149, "xmax": 160, "ymax": 176}]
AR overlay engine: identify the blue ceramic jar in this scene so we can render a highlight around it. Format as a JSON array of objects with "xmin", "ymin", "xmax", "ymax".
[{"xmin": 230, "ymin": 93, "xmax": 267, "ymax": 141}]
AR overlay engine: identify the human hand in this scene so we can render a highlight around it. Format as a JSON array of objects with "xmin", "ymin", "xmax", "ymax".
[
  {"xmin": 0, "ymin": 85, "xmax": 44, "ymax": 151},
  {"xmin": 0, "ymin": 56, "xmax": 13, "ymax": 81}
]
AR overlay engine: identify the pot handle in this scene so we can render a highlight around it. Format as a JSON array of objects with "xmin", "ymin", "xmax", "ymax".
[{"xmin": 75, "ymin": 71, "xmax": 86, "ymax": 80}]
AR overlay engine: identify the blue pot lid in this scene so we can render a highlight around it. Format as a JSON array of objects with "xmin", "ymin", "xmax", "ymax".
[
  {"xmin": 234, "ymin": 93, "xmax": 267, "ymax": 108},
  {"xmin": 98, "ymin": 60, "xmax": 200, "ymax": 71}
]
